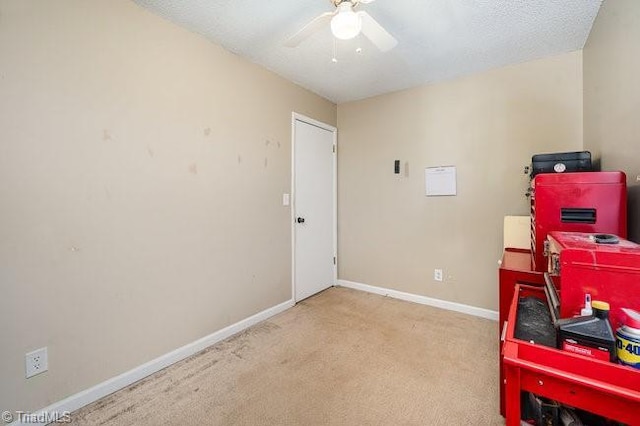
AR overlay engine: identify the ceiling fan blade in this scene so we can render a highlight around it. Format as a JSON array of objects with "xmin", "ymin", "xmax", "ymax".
[
  {"xmin": 358, "ymin": 11, "xmax": 397, "ymax": 52},
  {"xmin": 284, "ymin": 12, "xmax": 334, "ymax": 47}
]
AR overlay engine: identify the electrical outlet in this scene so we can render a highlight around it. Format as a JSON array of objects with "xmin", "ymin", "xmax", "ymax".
[
  {"xmin": 434, "ymin": 269, "xmax": 443, "ymax": 282},
  {"xmin": 25, "ymin": 347, "xmax": 48, "ymax": 378}
]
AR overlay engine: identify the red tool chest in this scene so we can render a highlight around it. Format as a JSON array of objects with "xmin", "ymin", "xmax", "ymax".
[
  {"xmin": 502, "ymin": 284, "xmax": 640, "ymax": 426},
  {"xmin": 530, "ymin": 172, "xmax": 627, "ymax": 272},
  {"xmin": 546, "ymin": 231, "xmax": 640, "ymax": 332}
]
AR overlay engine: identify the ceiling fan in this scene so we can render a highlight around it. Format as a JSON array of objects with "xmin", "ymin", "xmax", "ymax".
[{"xmin": 284, "ymin": 0, "xmax": 398, "ymax": 52}]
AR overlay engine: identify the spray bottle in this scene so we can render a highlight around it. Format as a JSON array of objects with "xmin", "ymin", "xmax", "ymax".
[{"xmin": 616, "ymin": 308, "xmax": 640, "ymax": 369}]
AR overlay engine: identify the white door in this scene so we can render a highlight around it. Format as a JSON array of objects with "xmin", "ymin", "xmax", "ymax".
[{"xmin": 293, "ymin": 114, "xmax": 336, "ymax": 302}]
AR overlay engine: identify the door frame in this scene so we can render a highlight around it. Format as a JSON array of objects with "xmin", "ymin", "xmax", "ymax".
[{"xmin": 291, "ymin": 112, "xmax": 338, "ymax": 302}]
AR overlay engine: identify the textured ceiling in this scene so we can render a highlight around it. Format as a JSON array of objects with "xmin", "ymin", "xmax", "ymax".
[{"xmin": 133, "ymin": 0, "xmax": 602, "ymax": 104}]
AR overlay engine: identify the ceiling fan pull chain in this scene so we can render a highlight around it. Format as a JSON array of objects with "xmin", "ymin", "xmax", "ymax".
[{"xmin": 332, "ymin": 37, "xmax": 338, "ymax": 63}]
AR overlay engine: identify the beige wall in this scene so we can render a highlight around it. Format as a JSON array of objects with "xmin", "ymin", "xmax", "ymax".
[
  {"xmin": 584, "ymin": 0, "xmax": 640, "ymax": 242},
  {"xmin": 337, "ymin": 52, "xmax": 583, "ymax": 310},
  {"xmin": 0, "ymin": 0, "xmax": 335, "ymax": 412}
]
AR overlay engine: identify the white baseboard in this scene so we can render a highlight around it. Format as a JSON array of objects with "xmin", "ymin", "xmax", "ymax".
[
  {"xmin": 12, "ymin": 299, "xmax": 295, "ymax": 426},
  {"xmin": 337, "ymin": 279, "xmax": 498, "ymax": 321}
]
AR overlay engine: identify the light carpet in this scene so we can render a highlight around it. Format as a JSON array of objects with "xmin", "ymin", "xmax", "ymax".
[{"xmin": 71, "ymin": 286, "xmax": 504, "ymax": 425}]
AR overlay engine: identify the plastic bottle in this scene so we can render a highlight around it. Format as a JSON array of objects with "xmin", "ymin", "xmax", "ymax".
[{"xmin": 557, "ymin": 301, "xmax": 617, "ymax": 362}]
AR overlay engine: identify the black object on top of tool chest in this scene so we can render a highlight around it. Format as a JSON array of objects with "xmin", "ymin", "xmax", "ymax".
[
  {"xmin": 515, "ymin": 296, "xmax": 557, "ymax": 348},
  {"xmin": 530, "ymin": 151, "xmax": 592, "ymax": 178}
]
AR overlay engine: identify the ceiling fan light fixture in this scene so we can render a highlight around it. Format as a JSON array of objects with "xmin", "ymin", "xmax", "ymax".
[{"xmin": 330, "ymin": 3, "xmax": 361, "ymax": 40}]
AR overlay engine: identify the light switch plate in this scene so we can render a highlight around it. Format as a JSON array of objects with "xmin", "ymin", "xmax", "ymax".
[{"xmin": 283, "ymin": 193, "xmax": 290, "ymax": 206}]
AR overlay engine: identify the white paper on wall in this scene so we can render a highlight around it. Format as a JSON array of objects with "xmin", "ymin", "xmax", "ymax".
[{"xmin": 425, "ymin": 166, "xmax": 457, "ymax": 196}]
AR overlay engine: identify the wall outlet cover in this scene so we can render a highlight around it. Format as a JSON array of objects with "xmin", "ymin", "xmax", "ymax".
[
  {"xmin": 26, "ymin": 347, "xmax": 48, "ymax": 379},
  {"xmin": 434, "ymin": 269, "xmax": 443, "ymax": 282}
]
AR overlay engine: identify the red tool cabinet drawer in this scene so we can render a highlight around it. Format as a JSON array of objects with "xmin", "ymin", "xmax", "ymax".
[{"xmin": 501, "ymin": 284, "xmax": 640, "ymax": 426}]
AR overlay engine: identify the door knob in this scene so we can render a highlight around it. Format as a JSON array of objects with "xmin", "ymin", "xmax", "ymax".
[{"xmin": 297, "ymin": 217, "xmax": 305, "ymax": 223}]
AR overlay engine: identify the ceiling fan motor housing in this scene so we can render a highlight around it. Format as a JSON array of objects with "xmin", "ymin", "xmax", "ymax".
[{"xmin": 333, "ymin": 0, "xmax": 358, "ymax": 7}]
